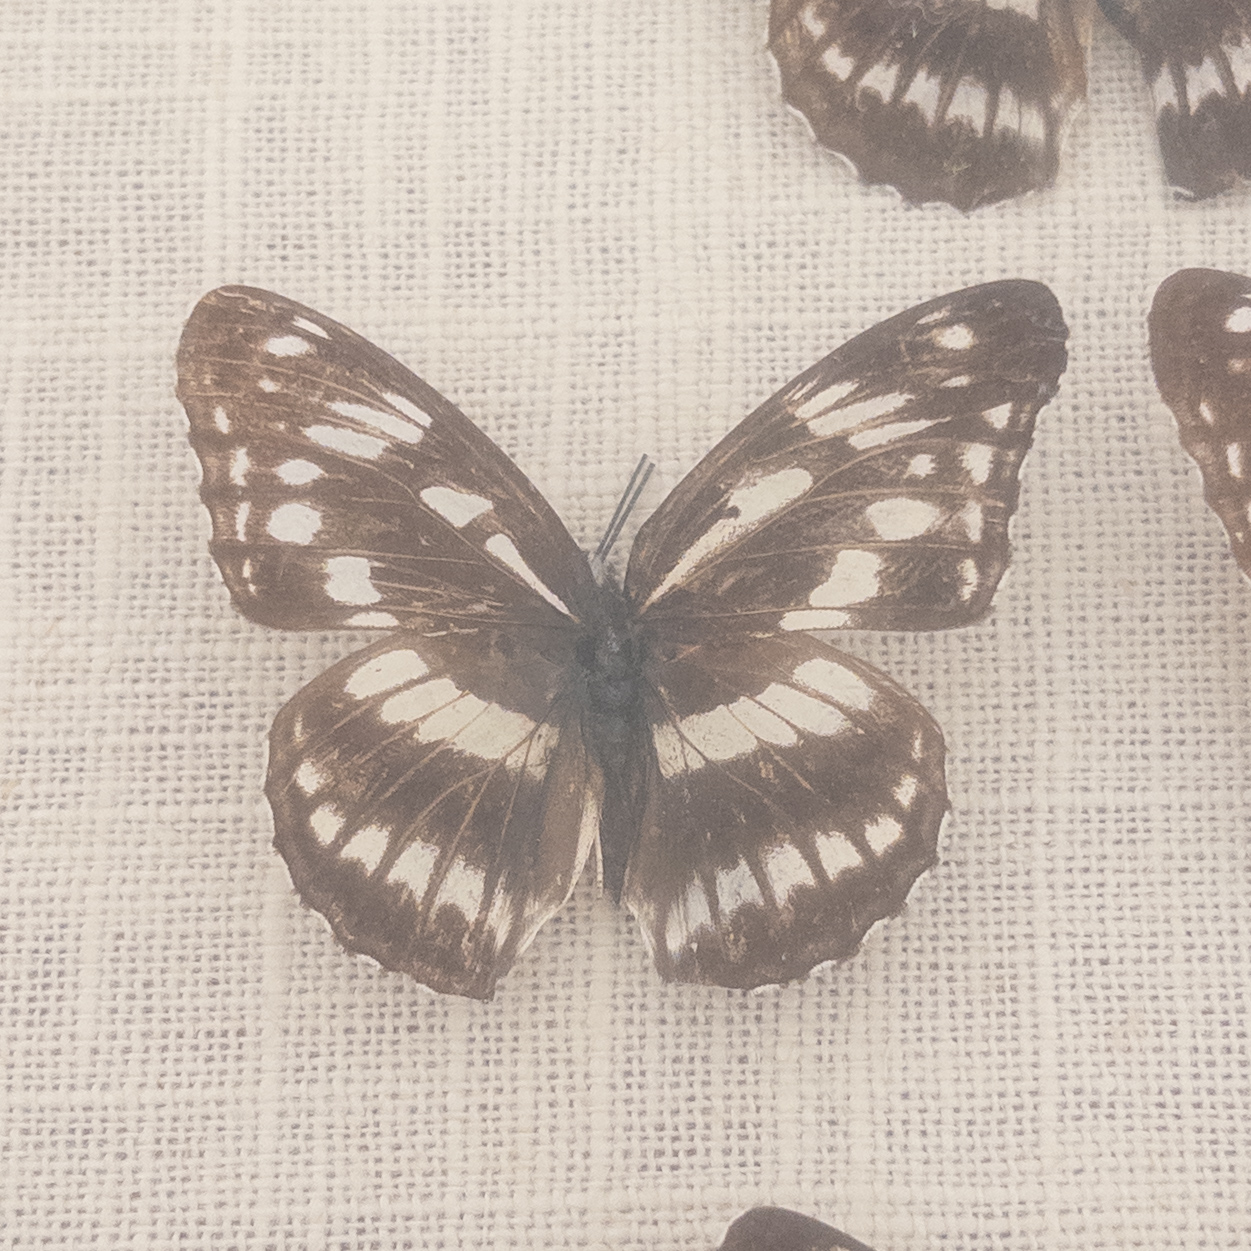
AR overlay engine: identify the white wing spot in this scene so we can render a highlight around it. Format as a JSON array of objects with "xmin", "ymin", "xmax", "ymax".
[
  {"xmin": 381, "ymin": 392, "xmax": 434, "ymax": 428},
  {"xmin": 484, "ymin": 533, "xmax": 574, "ymax": 616},
  {"xmin": 679, "ymin": 704, "xmax": 759, "ymax": 763},
  {"xmin": 449, "ymin": 704, "xmax": 537, "ymax": 762},
  {"xmin": 341, "ymin": 824, "xmax": 391, "ymax": 874},
  {"xmin": 420, "ymin": 486, "xmax": 494, "ymax": 528},
  {"xmin": 958, "ymin": 500, "xmax": 984, "ymax": 543},
  {"xmin": 728, "ymin": 696, "xmax": 798, "ymax": 747},
  {"xmin": 347, "ymin": 611, "xmax": 399, "ymax": 627},
  {"xmin": 306, "ymin": 424, "xmax": 388, "ymax": 459},
  {"xmin": 1187, "ymin": 57, "xmax": 1226, "ymax": 109},
  {"xmin": 345, "ymin": 649, "xmax": 429, "ymax": 698},
  {"xmin": 815, "ymin": 830, "xmax": 862, "ymax": 879},
  {"xmin": 389, "ymin": 840, "xmax": 439, "ymax": 896},
  {"xmin": 275, "ymin": 458, "xmax": 321, "ymax": 486},
  {"xmin": 821, "ymin": 44, "xmax": 855, "ymax": 80},
  {"xmin": 265, "ymin": 334, "xmax": 312, "ymax": 357},
  {"xmin": 865, "ymin": 497, "xmax": 942, "ymax": 541},
  {"xmin": 291, "ymin": 315, "xmax": 330, "ymax": 340},
  {"xmin": 434, "ymin": 858, "xmax": 486, "ymax": 922},
  {"xmin": 902, "ymin": 67, "xmax": 943, "ymax": 123},
  {"xmin": 763, "ymin": 843, "xmax": 817, "ymax": 903},
  {"xmin": 798, "ymin": 1, "xmax": 826, "ymax": 40},
  {"xmin": 258, "ymin": 377, "xmax": 279, "ymax": 393},
  {"xmin": 807, "ymin": 391, "xmax": 912, "ymax": 438},
  {"xmin": 859, "ymin": 60, "xmax": 899, "ymax": 103},
  {"xmin": 1226, "ymin": 305, "xmax": 1251, "ymax": 334},
  {"xmin": 941, "ymin": 375, "xmax": 972, "ymax": 388},
  {"xmin": 958, "ymin": 558, "xmax": 979, "ymax": 601},
  {"xmin": 756, "ymin": 682, "xmax": 851, "ymax": 736},
  {"xmin": 230, "ymin": 447, "xmax": 250, "ymax": 485},
  {"xmin": 328, "ymin": 399, "xmax": 426, "ymax": 446},
  {"xmin": 895, "ymin": 774, "xmax": 920, "ymax": 808},
  {"xmin": 848, "ymin": 418, "xmax": 938, "ymax": 450},
  {"xmin": 1228, "ymin": 40, "xmax": 1251, "ymax": 92},
  {"xmin": 936, "ymin": 323, "xmax": 976, "ymax": 351},
  {"xmin": 234, "ymin": 501, "xmax": 251, "ymax": 542},
  {"xmin": 309, "ymin": 805, "xmax": 343, "ymax": 846},
  {"xmin": 213, "ymin": 406, "xmax": 230, "ymax": 433},
  {"xmin": 1199, "ymin": 400, "xmax": 1218, "ymax": 425},
  {"xmin": 962, "ymin": 444, "xmax": 995, "ymax": 484},
  {"xmin": 715, "ymin": 859, "xmax": 765, "ymax": 917},
  {"xmin": 793, "ymin": 656, "xmax": 875, "ymax": 711},
  {"xmin": 907, "ymin": 453, "xmax": 936, "ymax": 477},
  {"xmin": 809, "ymin": 549, "xmax": 882, "ymax": 607},
  {"xmin": 1229, "ymin": 444, "xmax": 1246, "ymax": 479},
  {"xmin": 982, "ymin": 403, "xmax": 1013, "ymax": 430},
  {"xmin": 267, "ymin": 502, "xmax": 321, "ymax": 544},
  {"xmin": 864, "ymin": 816, "xmax": 905, "ymax": 857},
  {"xmin": 779, "ymin": 608, "xmax": 850, "ymax": 631},
  {"xmin": 793, "ymin": 379, "xmax": 857, "ymax": 424},
  {"xmin": 947, "ymin": 78, "xmax": 988, "ymax": 130},
  {"xmin": 379, "ymin": 677, "xmax": 461, "ymax": 725},
  {"xmin": 664, "ymin": 879, "xmax": 714, "ymax": 957},
  {"xmin": 295, "ymin": 761, "xmax": 325, "ymax": 794},
  {"xmin": 418, "ymin": 692, "xmax": 489, "ymax": 744}
]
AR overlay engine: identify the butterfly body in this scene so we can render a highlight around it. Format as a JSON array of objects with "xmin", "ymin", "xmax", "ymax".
[{"xmin": 179, "ymin": 282, "xmax": 1066, "ymax": 998}]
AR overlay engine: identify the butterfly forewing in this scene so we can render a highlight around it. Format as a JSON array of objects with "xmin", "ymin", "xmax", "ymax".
[
  {"xmin": 768, "ymin": 0, "xmax": 1091, "ymax": 210},
  {"xmin": 1149, "ymin": 267, "xmax": 1251, "ymax": 576},
  {"xmin": 178, "ymin": 286, "xmax": 598, "ymax": 633},
  {"xmin": 623, "ymin": 631, "xmax": 945, "ymax": 989},
  {"xmin": 627, "ymin": 281, "xmax": 1067, "ymax": 634},
  {"xmin": 1098, "ymin": 0, "xmax": 1251, "ymax": 198},
  {"xmin": 718, "ymin": 1208, "xmax": 877, "ymax": 1251},
  {"xmin": 266, "ymin": 629, "xmax": 597, "ymax": 999}
]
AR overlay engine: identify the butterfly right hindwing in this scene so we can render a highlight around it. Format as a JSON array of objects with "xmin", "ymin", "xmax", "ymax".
[{"xmin": 1149, "ymin": 267, "xmax": 1251, "ymax": 576}]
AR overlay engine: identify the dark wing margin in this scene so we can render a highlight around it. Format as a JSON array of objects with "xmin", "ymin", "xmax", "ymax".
[
  {"xmin": 626, "ymin": 281, "xmax": 1067, "ymax": 634},
  {"xmin": 177, "ymin": 286, "xmax": 598, "ymax": 632},
  {"xmin": 1099, "ymin": 0, "xmax": 1251, "ymax": 198},
  {"xmin": 265, "ymin": 628, "xmax": 598, "ymax": 999},
  {"xmin": 623, "ymin": 631, "xmax": 945, "ymax": 990},
  {"xmin": 718, "ymin": 1208, "xmax": 878, "ymax": 1251},
  {"xmin": 768, "ymin": 0, "xmax": 1091, "ymax": 210},
  {"xmin": 1149, "ymin": 267, "xmax": 1251, "ymax": 577}
]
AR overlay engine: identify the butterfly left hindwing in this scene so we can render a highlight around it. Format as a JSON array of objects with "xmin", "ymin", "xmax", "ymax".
[
  {"xmin": 717, "ymin": 1208, "xmax": 877, "ymax": 1251},
  {"xmin": 179, "ymin": 282, "xmax": 1067, "ymax": 998}
]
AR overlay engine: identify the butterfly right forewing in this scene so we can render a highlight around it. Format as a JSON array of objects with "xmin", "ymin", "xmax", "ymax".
[
  {"xmin": 717, "ymin": 1208, "xmax": 877, "ymax": 1251},
  {"xmin": 1149, "ymin": 267, "xmax": 1251, "ymax": 576}
]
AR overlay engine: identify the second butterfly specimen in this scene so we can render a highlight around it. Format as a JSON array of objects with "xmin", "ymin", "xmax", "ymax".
[
  {"xmin": 177, "ymin": 283, "xmax": 1067, "ymax": 999},
  {"xmin": 770, "ymin": 1, "xmax": 1251, "ymax": 209}
]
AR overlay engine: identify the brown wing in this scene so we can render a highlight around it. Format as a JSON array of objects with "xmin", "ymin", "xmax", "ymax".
[
  {"xmin": 769, "ymin": 0, "xmax": 1091, "ymax": 210},
  {"xmin": 718, "ymin": 1208, "xmax": 878, "ymax": 1251}
]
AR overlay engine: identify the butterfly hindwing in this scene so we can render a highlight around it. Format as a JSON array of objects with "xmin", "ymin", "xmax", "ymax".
[
  {"xmin": 718, "ymin": 1208, "xmax": 877, "ymax": 1251},
  {"xmin": 627, "ymin": 281, "xmax": 1067, "ymax": 633},
  {"xmin": 177, "ymin": 286, "xmax": 598, "ymax": 633},
  {"xmin": 1149, "ymin": 267, "xmax": 1251, "ymax": 577},
  {"xmin": 266, "ymin": 629, "xmax": 596, "ymax": 999},
  {"xmin": 624, "ymin": 631, "xmax": 945, "ymax": 989},
  {"xmin": 768, "ymin": 0, "xmax": 1091, "ymax": 210},
  {"xmin": 1098, "ymin": 0, "xmax": 1251, "ymax": 198}
]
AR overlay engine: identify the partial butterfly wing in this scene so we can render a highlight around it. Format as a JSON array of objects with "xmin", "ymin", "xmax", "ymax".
[
  {"xmin": 177, "ymin": 286, "xmax": 600, "ymax": 632},
  {"xmin": 1149, "ymin": 267, "xmax": 1251, "ymax": 575},
  {"xmin": 718, "ymin": 1208, "xmax": 877, "ymax": 1251},
  {"xmin": 179, "ymin": 287, "xmax": 604, "ymax": 999},
  {"xmin": 1098, "ymin": 0, "xmax": 1251, "ymax": 198},
  {"xmin": 619, "ymin": 281, "xmax": 1067, "ymax": 987},
  {"xmin": 768, "ymin": 0, "xmax": 1092, "ymax": 210}
]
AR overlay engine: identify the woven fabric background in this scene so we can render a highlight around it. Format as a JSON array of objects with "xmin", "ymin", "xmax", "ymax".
[{"xmin": 3, "ymin": 3, "xmax": 1251, "ymax": 1247}]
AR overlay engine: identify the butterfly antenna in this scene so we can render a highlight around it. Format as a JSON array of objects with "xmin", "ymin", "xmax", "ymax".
[{"xmin": 590, "ymin": 454, "xmax": 654, "ymax": 580}]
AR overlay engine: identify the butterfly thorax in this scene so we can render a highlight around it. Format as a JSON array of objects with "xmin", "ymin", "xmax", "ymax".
[{"xmin": 576, "ymin": 582, "xmax": 652, "ymax": 900}]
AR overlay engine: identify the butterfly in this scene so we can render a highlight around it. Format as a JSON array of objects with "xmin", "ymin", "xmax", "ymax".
[
  {"xmin": 1149, "ymin": 267, "xmax": 1251, "ymax": 575},
  {"xmin": 768, "ymin": 1, "xmax": 1251, "ymax": 210},
  {"xmin": 717, "ymin": 1207, "xmax": 876, "ymax": 1251},
  {"xmin": 177, "ymin": 282, "xmax": 1067, "ymax": 999}
]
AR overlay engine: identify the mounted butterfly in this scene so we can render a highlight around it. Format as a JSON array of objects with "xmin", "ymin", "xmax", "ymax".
[
  {"xmin": 177, "ymin": 282, "xmax": 1067, "ymax": 999},
  {"xmin": 769, "ymin": 1, "xmax": 1251, "ymax": 210},
  {"xmin": 1149, "ymin": 267, "xmax": 1251, "ymax": 575}
]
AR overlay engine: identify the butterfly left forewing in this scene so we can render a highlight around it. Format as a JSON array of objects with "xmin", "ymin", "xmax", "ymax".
[
  {"xmin": 627, "ymin": 281, "xmax": 1068, "ymax": 634},
  {"xmin": 623, "ymin": 630, "xmax": 945, "ymax": 989},
  {"xmin": 178, "ymin": 286, "xmax": 598, "ymax": 633},
  {"xmin": 266, "ymin": 629, "xmax": 598, "ymax": 999},
  {"xmin": 1149, "ymin": 267, "xmax": 1251, "ymax": 576},
  {"xmin": 718, "ymin": 1208, "xmax": 877, "ymax": 1251},
  {"xmin": 1099, "ymin": 0, "xmax": 1251, "ymax": 198}
]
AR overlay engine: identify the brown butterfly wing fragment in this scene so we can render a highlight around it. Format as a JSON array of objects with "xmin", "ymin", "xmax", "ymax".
[
  {"xmin": 718, "ymin": 1208, "xmax": 878, "ymax": 1251},
  {"xmin": 1098, "ymin": 0, "xmax": 1251, "ymax": 198},
  {"xmin": 1149, "ymin": 267, "xmax": 1251, "ymax": 576},
  {"xmin": 768, "ymin": 0, "xmax": 1092, "ymax": 210}
]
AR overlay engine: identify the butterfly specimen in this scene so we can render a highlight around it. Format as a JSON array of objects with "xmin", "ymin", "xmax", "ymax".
[
  {"xmin": 717, "ymin": 1207, "xmax": 876, "ymax": 1251},
  {"xmin": 1149, "ymin": 267, "xmax": 1251, "ymax": 575},
  {"xmin": 769, "ymin": 1, "xmax": 1251, "ymax": 210},
  {"xmin": 177, "ymin": 282, "xmax": 1067, "ymax": 999}
]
